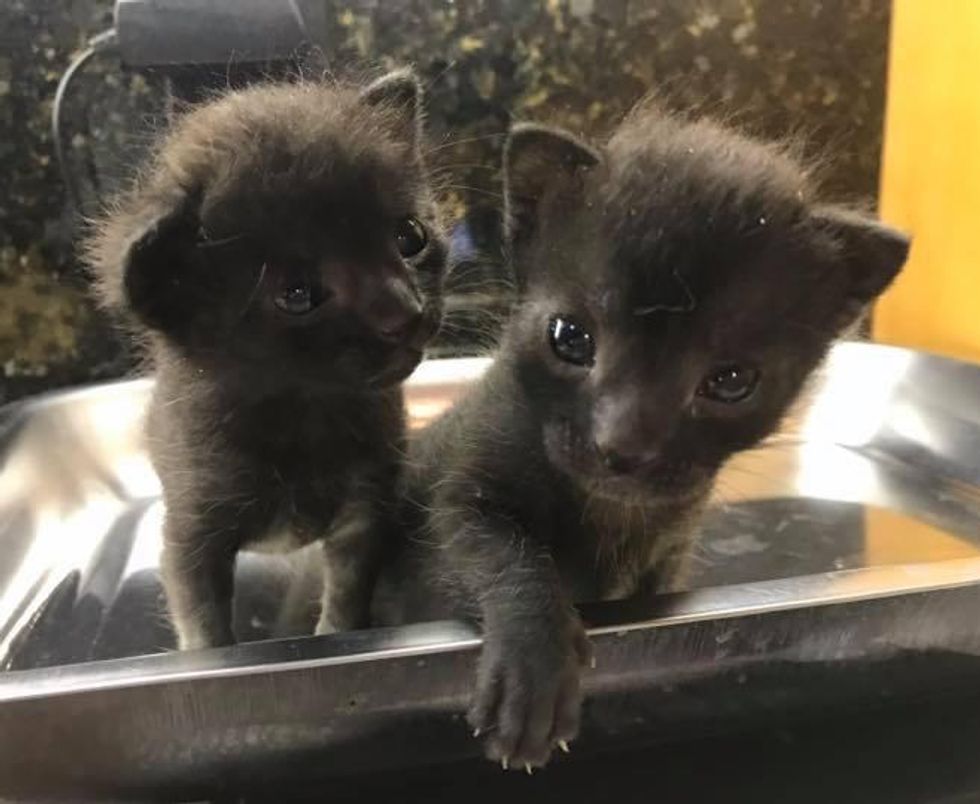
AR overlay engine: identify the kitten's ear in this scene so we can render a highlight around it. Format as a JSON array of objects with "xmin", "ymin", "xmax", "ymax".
[
  {"xmin": 811, "ymin": 206, "xmax": 910, "ymax": 317},
  {"xmin": 104, "ymin": 191, "xmax": 205, "ymax": 335},
  {"xmin": 503, "ymin": 123, "xmax": 601, "ymax": 254},
  {"xmin": 361, "ymin": 68, "xmax": 423, "ymax": 149}
]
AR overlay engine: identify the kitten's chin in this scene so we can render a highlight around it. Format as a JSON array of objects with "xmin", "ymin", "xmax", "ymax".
[{"xmin": 583, "ymin": 475, "xmax": 709, "ymax": 506}]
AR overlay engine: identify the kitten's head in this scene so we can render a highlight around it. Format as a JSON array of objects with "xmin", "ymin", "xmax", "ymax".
[
  {"xmin": 502, "ymin": 111, "xmax": 909, "ymax": 503},
  {"xmin": 88, "ymin": 70, "xmax": 447, "ymax": 391}
]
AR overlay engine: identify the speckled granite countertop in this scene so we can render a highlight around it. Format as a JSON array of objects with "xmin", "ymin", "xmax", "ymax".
[{"xmin": 0, "ymin": 0, "xmax": 891, "ymax": 404}]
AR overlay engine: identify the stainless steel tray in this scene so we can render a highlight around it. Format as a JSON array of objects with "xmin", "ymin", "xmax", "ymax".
[{"xmin": 1, "ymin": 342, "xmax": 979, "ymax": 800}]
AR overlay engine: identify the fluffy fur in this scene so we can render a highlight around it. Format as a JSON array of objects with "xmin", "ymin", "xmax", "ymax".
[
  {"xmin": 373, "ymin": 104, "xmax": 910, "ymax": 768},
  {"xmin": 85, "ymin": 71, "xmax": 448, "ymax": 649}
]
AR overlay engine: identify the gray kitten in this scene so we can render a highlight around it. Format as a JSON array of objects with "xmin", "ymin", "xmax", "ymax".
[
  {"xmin": 86, "ymin": 71, "xmax": 448, "ymax": 649},
  {"xmin": 374, "ymin": 104, "xmax": 909, "ymax": 768}
]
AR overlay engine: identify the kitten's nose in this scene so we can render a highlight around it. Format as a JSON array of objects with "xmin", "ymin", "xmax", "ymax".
[
  {"xmin": 593, "ymin": 391, "xmax": 662, "ymax": 474},
  {"xmin": 374, "ymin": 307, "xmax": 423, "ymax": 344},
  {"xmin": 365, "ymin": 277, "xmax": 424, "ymax": 344},
  {"xmin": 594, "ymin": 438, "xmax": 660, "ymax": 475}
]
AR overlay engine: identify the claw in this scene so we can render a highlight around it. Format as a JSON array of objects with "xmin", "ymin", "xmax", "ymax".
[
  {"xmin": 473, "ymin": 728, "xmax": 481, "ymax": 738},
  {"xmin": 590, "ymin": 656, "xmax": 597, "ymax": 669},
  {"xmin": 525, "ymin": 763, "xmax": 534, "ymax": 775},
  {"xmin": 501, "ymin": 757, "xmax": 509, "ymax": 771},
  {"xmin": 558, "ymin": 739, "xmax": 570, "ymax": 754}
]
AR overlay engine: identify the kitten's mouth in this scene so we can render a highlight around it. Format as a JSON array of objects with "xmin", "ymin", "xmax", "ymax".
[
  {"xmin": 543, "ymin": 419, "xmax": 710, "ymax": 504},
  {"xmin": 367, "ymin": 346, "xmax": 424, "ymax": 387}
]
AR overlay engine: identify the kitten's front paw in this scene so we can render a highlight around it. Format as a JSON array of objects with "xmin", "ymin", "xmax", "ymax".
[{"xmin": 467, "ymin": 614, "xmax": 591, "ymax": 770}]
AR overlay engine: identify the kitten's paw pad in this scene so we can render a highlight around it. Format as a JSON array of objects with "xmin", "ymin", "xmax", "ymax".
[{"xmin": 467, "ymin": 619, "xmax": 588, "ymax": 770}]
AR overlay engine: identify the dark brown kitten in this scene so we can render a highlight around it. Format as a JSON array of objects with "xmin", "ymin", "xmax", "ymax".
[
  {"xmin": 373, "ymin": 106, "xmax": 909, "ymax": 767},
  {"xmin": 85, "ymin": 70, "xmax": 447, "ymax": 650}
]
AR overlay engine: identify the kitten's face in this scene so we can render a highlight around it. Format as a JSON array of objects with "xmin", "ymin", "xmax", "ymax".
[
  {"xmin": 110, "ymin": 74, "xmax": 447, "ymax": 392},
  {"xmin": 504, "ymin": 118, "xmax": 908, "ymax": 504},
  {"xmin": 514, "ymin": 222, "xmax": 836, "ymax": 504},
  {"xmin": 189, "ymin": 152, "xmax": 445, "ymax": 390}
]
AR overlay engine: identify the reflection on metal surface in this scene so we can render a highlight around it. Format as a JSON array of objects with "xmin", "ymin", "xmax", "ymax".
[
  {"xmin": 1, "ymin": 341, "xmax": 979, "ymax": 664},
  {"xmin": 404, "ymin": 355, "xmax": 489, "ymax": 430},
  {"xmin": 799, "ymin": 344, "xmax": 915, "ymax": 445},
  {"xmin": 0, "ymin": 342, "xmax": 979, "ymax": 798}
]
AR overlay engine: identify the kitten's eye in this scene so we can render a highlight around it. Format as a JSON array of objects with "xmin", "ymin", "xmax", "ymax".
[
  {"xmin": 274, "ymin": 271, "xmax": 327, "ymax": 316},
  {"xmin": 394, "ymin": 217, "xmax": 428, "ymax": 258},
  {"xmin": 549, "ymin": 316, "xmax": 595, "ymax": 366},
  {"xmin": 698, "ymin": 364, "xmax": 760, "ymax": 404},
  {"xmin": 276, "ymin": 284, "xmax": 314, "ymax": 315}
]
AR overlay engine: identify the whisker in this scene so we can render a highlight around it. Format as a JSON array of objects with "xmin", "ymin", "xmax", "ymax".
[
  {"xmin": 442, "ymin": 184, "xmax": 505, "ymax": 200},
  {"xmin": 422, "ymin": 59, "xmax": 459, "ymax": 94},
  {"xmin": 235, "ymin": 261, "xmax": 268, "ymax": 321},
  {"xmin": 424, "ymin": 133, "xmax": 505, "ymax": 156},
  {"xmin": 432, "ymin": 163, "xmax": 501, "ymax": 173},
  {"xmin": 196, "ymin": 232, "xmax": 247, "ymax": 249}
]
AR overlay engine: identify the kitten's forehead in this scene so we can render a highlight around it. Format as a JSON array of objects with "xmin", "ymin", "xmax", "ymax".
[
  {"xmin": 596, "ymin": 116, "xmax": 806, "ymax": 239},
  {"xmin": 168, "ymin": 83, "xmax": 424, "ymax": 228},
  {"xmin": 208, "ymin": 133, "xmax": 416, "ymax": 206},
  {"xmin": 200, "ymin": 145, "xmax": 421, "ymax": 241},
  {"xmin": 574, "ymin": 116, "xmax": 813, "ymax": 332}
]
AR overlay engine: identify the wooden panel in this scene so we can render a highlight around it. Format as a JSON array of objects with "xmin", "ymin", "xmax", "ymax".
[
  {"xmin": 865, "ymin": 506, "xmax": 978, "ymax": 565},
  {"xmin": 876, "ymin": 0, "xmax": 980, "ymax": 362}
]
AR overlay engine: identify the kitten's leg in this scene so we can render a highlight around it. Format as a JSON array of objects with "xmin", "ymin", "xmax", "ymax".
[
  {"xmin": 646, "ymin": 543, "xmax": 696, "ymax": 594},
  {"xmin": 315, "ymin": 496, "xmax": 384, "ymax": 634},
  {"xmin": 631, "ymin": 548, "xmax": 692, "ymax": 607},
  {"xmin": 435, "ymin": 510, "xmax": 590, "ymax": 770},
  {"xmin": 273, "ymin": 544, "xmax": 324, "ymax": 637},
  {"xmin": 160, "ymin": 512, "xmax": 240, "ymax": 650},
  {"xmin": 635, "ymin": 512, "xmax": 705, "ymax": 597}
]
